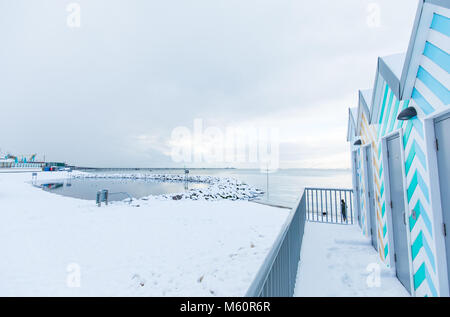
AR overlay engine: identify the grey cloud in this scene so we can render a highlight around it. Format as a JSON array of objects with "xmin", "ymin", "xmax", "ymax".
[{"xmin": 0, "ymin": 0, "xmax": 418, "ymax": 167}]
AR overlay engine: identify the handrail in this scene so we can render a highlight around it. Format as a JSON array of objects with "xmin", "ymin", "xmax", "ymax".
[
  {"xmin": 245, "ymin": 189, "xmax": 306, "ymax": 297},
  {"xmin": 304, "ymin": 187, "xmax": 354, "ymax": 224},
  {"xmin": 305, "ymin": 187, "xmax": 353, "ymax": 192},
  {"xmin": 109, "ymin": 191, "xmax": 133, "ymax": 204}
]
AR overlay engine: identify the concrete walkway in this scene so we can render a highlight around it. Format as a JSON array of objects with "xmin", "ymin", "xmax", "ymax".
[{"xmin": 294, "ymin": 222, "xmax": 410, "ymax": 297}]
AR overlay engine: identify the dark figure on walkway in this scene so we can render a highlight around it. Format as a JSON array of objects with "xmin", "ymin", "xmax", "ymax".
[{"xmin": 341, "ymin": 199, "xmax": 347, "ymax": 222}]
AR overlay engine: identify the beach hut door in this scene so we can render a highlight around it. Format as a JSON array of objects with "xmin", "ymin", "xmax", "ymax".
[
  {"xmin": 435, "ymin": 114, "xmax": 450, "ymax": 291},
  {"xmin": 353, "ymin": 151, "xmax": 361, "ymax": 227},
  {"xmin": 364, "ymin": 146, "xmax": 377, "ymax": 250},
  {"xmin": 387, "ymin": 135, "xmax": 411, "ymax": 293}
]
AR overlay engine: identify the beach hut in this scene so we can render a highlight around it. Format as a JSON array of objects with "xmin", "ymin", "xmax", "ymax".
[{"xmin": 348, "ymin": 0, "xmax": 449, "ymax": 297}]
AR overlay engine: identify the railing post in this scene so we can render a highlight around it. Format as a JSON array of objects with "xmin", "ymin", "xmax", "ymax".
[
  {"xmin": 315, "ymin": 189, "xmax": 318, "ymax": 222},
  {"xmin": 320, "ymin": 189, "xmax": 323, "ymax": 222},
  {"xmin": 96, "ymin": 191, "xmax": 101, "ymax": 207},
  {"xmin": 349, "ymin": 190, "xmax": 354, "ymax": 224},
  {"xmin": 334, "ymin": 190, "xmax": 337, "ymax": 223}
]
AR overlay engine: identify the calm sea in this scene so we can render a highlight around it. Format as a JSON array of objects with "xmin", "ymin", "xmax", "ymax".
[{"xmin": 79, "ymin": 168, "xmax": 352, "ymax": 208}]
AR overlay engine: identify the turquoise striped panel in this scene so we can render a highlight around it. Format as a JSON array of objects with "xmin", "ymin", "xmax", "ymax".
[
  {"xmin": 404, "ymin": 118, "xmax": 425, "ymax": 150},
  {"xmin": 412, "ymin": 232, "xmax": 423, "ymax": 260},
  {"xmin": 396, "ymin": 100, "xmax": 410, "ymax": 130},
  {"xmin": 381, "ymin": 91, "xmax": 394, "ymax": 137},
  {"xmin": 407, "ymin": 171, "xmax": 430, "ymax": 203},
  {"xmin": 411, "ymin": 232, "xmax": 436, "ymax": 272},
  {"xmin": 409, "ymin": 200, "xmax": 433, "ymax": 237},
  {"xmin": 431, "ymin": 13, "xmax": 450, "ymax": 37},
  {"xmin": 423, "ymin": 41, "xmax": 450, "ymax": 73},
  {"xmin": 403, "ymin": 121, "xmax": 413, "ymax": 146},
  {"xmin": 414, "ymin": 263, "xmax": 438, "ymax": 297},
  {"xmin": 388, "ymin": 100, "xmax": 400, "ymax": 132},
  {"xmin": 412, "ymin": 88, "xmax": 435, "ymax": 114},
  {"xmin": 379, "ymin": 84, "xmax": 389, "ymax": 125},
  {"xmin": 412, "ymin": 118, "xmax": 424, "ymax": 139},
  {"xmin": 417, "ymin": 66, "xmax": 450, "ymax": 105},
  {"xmin": 405, "ymin": 140, "xmax": 427, "ymax": 176}
]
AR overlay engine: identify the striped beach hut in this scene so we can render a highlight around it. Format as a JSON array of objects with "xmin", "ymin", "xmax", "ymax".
[{"xmin": 348, "ymin": 0, "xmax": 449, "ymax": 297}]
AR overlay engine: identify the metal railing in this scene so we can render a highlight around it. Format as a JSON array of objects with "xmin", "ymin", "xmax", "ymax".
[
  {"xmin": 305, "ymin": 188, "xmax": 354, "ymax": 224},
  {"xmin": 96, "ymin": 189, "xmax": 134, "ymax": 206},
  {"xmin": 110, "ymin": 191, "xmax": 133, "ymax": 204},
  {"xmin": 245, "ymin": 189, "xmax": 306, "ymax": 297},
  {"xmin": 0, "ymin": 162, "xmax": 45, "ymax": 169}
]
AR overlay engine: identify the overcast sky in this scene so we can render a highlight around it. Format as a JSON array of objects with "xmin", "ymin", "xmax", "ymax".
[{"xmin": 0, "ymin": 0, "xmax": 418, "ymax": 168}]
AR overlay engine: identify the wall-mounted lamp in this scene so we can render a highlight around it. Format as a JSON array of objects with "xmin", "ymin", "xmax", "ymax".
[
  {"xmin": 353, "ymin": 139, "xmax": 362, "ymax": 146},
  {"xmin": 397, "ymin": 106, "xmax": 417, "ymax": 120}
]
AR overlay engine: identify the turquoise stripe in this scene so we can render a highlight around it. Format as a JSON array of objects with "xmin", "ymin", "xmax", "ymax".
[
  {"xmin": 423, "ymin": 41, "xmax": 450, "ymax": 73},
  {"xmin": 396, "ymin": 100, "xmax": 410, "ymax": 130},
  {"xmin": 412, "ymin": 118, "xmax": 424, "ymax": 139},
  {"xmin": 414, "ymin": 262, "xmax": 438, "ymax": 296},
  {"xmin": 414, "ymin": 263, "xmax": 426, "ymax": 289},
  {"xmin": 383, "ymin": 223, "xmax": 387, "ymax": 238},
  {"xmin": 417, "ymin": 170, "xmax": 430, "ymax": 203},
  {"xmin": 411, "ymin": 232, "xmax": 436, "ymax": 272},
  {"xmin": 403, "ymin": 118, "xmax": 424, "ymax": 149},
  {"xmin": 405, "ymin": 143, "xmax": 416, "ymax": 176},
  {"xmin": 417, "ymin": 66, "xmax": 450, "ymax": 105},
  {"xmin": 388, "ymin": 100, "xmax": 400, "ymax": 132},
  {"xmin": 379, "ymin": 164, "xmax": 383, "ymax": 179},
  {"xmin": 431, "ymin": 13, "xmax": 450, "ymax": 37},
  {"xmin": 414, "ymin": 141, "xmax": 427, "ymax": 171},
  {"xmin": 412, "ymin": 232, "xmax": 423, "ymax": 260},
  {"xmin": 381, "ymin": 91, "xmax": 394, "ymax": 137},
  {"xmin": 408, "ymin": 171, "xmax": 430, "ymax": 203},
  {"xmin": 423, "ymin": 235, "xmax": 436, "ymax": 273},
  {"xmin": 379, "ymin": 84, "xmax": 389, "ymax": 125},
  {"xmin": 384, "ymin": 244, "xmax": 388, "ymax": 258},
  {"xmin": 428, "ymin": 271, "xmax": 438, "ymax": 297},
  {"xmin": 403, "ymin": 121, "xmax": 413, "ymax": 146},
  {"xmin": 380, "ymin": 183, "xmax": 384, "ymax": 198},
  {"xmin": 381, "ymin": 201, "xmax": 385, "ymax": 217},
  {"xmin": 408, "ymin": 173, "xmax": 418, "ymax": 203},
  {"xmin": 412, "ymin": 88, "xmax": 435, "ymax": 115},
  {"xmin": 410, "ymin": 199, "xmax": 433, "ymax": 237},
  {"xmin": 405, "ymin": 141, "xmax": 427, "ymax": 176}
]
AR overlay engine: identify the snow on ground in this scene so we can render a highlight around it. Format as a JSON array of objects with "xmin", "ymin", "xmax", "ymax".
[
  {"xmin": 294, "ymin": 222, "xmax": 410, "ymax": 297},
  {"xmin": 0, "ymin": 171, "xmax": 289, "ymax": 296}
]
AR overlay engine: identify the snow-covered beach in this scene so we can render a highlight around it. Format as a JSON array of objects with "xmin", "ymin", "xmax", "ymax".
[{"xmin": 0, "ymin": 171, "xmax": 289, "ymax": 296}]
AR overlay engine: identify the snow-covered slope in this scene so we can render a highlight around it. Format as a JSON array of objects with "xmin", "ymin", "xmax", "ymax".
[{"xmin": 0, "ymin": 171, "xmax": 288, "ymax": 296}]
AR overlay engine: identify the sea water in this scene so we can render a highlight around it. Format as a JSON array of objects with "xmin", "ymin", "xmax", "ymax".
[{"xmin": 74, "ymin": 168, "xmax": 352, "ymax": 207}]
